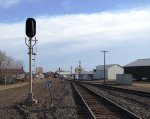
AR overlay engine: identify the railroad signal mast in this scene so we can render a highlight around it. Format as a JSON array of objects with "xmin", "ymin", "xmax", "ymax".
[{"xmin": 25, "ymin": 18, "xmax": 37, "ymax": 104}]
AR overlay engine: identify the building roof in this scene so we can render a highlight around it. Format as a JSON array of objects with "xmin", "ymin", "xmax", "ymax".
[
  {"xmin": 96, "ymin": 64, "xmax": 121, "ymax": 70},
  {"xmin": 124, "ymin": 58, "xmax": 150, "ymax": 67}
]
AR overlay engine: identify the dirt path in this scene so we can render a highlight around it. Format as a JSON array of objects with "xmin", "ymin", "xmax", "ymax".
[{"xmin": 0, "ymin": 82, "xmax": 28, "ymax": 91}]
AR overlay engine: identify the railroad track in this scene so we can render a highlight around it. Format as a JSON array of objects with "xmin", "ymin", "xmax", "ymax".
[
  {"xmin": 82, "ymin": 82, "xmax": 150, "ymax": 98},
  {"xmin": 71, "ymin": 81, "xmax": 141, "ymax": 119},
  {"xmin": 78, "ymin": 81, "xmax": 150, "ymax": 119}
]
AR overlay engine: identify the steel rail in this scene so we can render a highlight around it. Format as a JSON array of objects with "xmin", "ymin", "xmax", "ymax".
[
  {"xmin": 72, "ymin": 81, "xmax": 141, "ymax": 119},
  {"xmin": 82, "ymin": 82, "xmax": 150, "ymax": 98},
  {"xmin": 71, "ymin": 82, "xmax": 96, "ymax": 119}
]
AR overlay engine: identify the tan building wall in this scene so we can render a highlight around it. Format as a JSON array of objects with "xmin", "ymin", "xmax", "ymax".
[{"xmin": 36, "ymin": 67, "xmax": 43, "ymax": 75}]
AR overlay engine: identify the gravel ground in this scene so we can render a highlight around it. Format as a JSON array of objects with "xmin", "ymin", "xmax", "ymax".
[
  {"xmin": 82, "ymin": 83, "xmax": 150, "ymax": 119},
  {"xmin": 0, "ymin": 79, "xmax": 79, "ymax": 119}
]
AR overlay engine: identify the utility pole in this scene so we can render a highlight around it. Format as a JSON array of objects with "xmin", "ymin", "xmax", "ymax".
[
  {"xmin": 59, "ymin": 67, "xmax": 60, "ymax": 74},
  {"xmin": 71, "ymin": 66, "xmax": 72, "ymax": 78},
  {"xmin": 101, "ymin": 51, "xmax": 109, "ymax": 84},
  {"xmin": 78, "ymin": 61, "xmax": 81, "ymax": 80}
]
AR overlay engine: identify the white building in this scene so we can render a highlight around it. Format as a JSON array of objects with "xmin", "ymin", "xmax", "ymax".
[
  {"xmin": 93, "ymin": 64, "xmax": 124, "ymax": 80},
  {"xmin": 59, "ymin": 71, "xmax": 71, "ymax": 78},
  {"xmin": 81, "ymin": 71, "xmax": 93, "ymax": 80},
  {"xmin": 56, "ymin": 69, "xmax": 71, "ymax": 78}
]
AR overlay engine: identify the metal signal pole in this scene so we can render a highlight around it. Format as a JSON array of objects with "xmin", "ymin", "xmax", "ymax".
[
  {"xmin": 101, "ymin": 51, "xmax": 109, "ymax": 84},
  {"xmin": 25, "ymin": 18, "xmax": 37, "ymax": 104},
  {"xmin": 29, "ymin": 37, "xmax": 32, "ymax": 100},
  {"xmin": 25, "ymin": 37, "xmax": 37, "ymax": 103}
]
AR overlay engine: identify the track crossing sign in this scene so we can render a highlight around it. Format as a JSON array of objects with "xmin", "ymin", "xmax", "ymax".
[
  {"xmin": 45, "ymin": 81, "xmax": 52, "ymax": 92},
  {"xmin": 45, "ymin": 80, "xmax": 53, "ymax": 106}
]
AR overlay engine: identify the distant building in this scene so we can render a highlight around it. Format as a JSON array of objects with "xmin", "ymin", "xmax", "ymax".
[
  {"xmin": 75, "ymin": 67, "xmax": 84, "ymax": 79},
  {"xmin": 56, "ymin": 69, "xmax": 71, "ymax": 78},
  {"xmin": 0, "ymin": 67, "xmax": 25, "ymax": 84},
  {"xmin": 81, "ymin": 71, "xmax": 93, "ymax": 80},
  {"xmin": 44, "ymin": 71, "xmax": 54, "ymax": 78},
  {"xmin": 75, "ymin": 67, "xmax": 83, "ymax": 74},
  {"xmin": 0, "ymin": 67, "xmax": 25, "ymax": 79},
  {"xmin": 93, "ymin": 64, "xmax": 124, "ymax": 80},
  {"xmin": 124, "ymin": 58, "xmax": 150, "ymax": 80},
  {"xmin": 36, "ymin": 67, "xmax": 43, "ymax": 75}
]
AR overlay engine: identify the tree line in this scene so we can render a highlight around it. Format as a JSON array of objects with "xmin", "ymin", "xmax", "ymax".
[{"xmin": 0, "ymin": 50, "xmax": 23, "ymax": 78}]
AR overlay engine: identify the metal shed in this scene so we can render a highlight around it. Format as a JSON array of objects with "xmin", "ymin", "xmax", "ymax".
[{"xmin": 124, "ymin": 58, "xmax": 150, "ymax": 80}]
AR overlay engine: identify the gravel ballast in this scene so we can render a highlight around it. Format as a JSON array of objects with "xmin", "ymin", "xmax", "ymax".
[
  {"xmin": 0, "ymin": 79, "xmax": 79, "ymax": 119},
  {"xmin": 82, "ymin": 83, "xmax": 150, "ymax": 119}
]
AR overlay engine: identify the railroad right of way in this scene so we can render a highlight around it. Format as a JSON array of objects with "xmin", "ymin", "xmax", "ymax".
[{"xmin": 71, "ymin": 81, "xmax": 142, "ymax": 119}]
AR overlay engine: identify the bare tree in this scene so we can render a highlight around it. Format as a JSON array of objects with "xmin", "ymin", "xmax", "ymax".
[
  {"xmin": 5, "ymin": 56, "xmax": 15, "ymax": 78},
  {"xmin": 0, "ymin": 50, "xmax": 7, "ymax": 78},
  {"xmin": 14, "ymin": 60, "xmax": 23, "ymax": 69},
  {"xmin": 14, "ymin": 60, "xmax": 24, "ymax": 78},
  {"xmin": 0, "ymin": 50, "xmax": 24, "ymax": 79}
]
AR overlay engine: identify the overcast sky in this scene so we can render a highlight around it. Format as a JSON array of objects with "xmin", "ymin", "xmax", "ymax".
[{"xmin": 0, "ymin": 0, "xmax": 150, "ymax": 72}]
